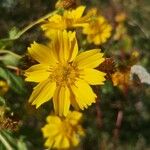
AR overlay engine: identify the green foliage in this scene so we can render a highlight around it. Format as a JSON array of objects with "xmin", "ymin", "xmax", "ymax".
[
  {"xmin": 0, "ymin": 130, "xmax": 28, "ymax": 150},
  {"xmin": 0, "ymin": 67, "xmax": 25, "ymax": 95},
  {"xmin": 0, "ymin": 0, "xmax": 150, "ymax": 149}
]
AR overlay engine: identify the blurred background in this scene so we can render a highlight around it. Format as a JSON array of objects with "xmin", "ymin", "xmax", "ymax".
[{"xmin": 0, "ymin": 0, "xmax": 150, "ymax": 149}]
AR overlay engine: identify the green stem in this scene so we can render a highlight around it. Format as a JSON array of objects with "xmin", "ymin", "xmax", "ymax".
[
  {"xmin": 0, "ymin": 132, "xmax": 13, "ymax": 150},
  {"xmin": 0, "ymin": 10, "xmax": 59, "ymax": 42},
  {"xmin": 0, "ymin": 50, "xmax": 21, "ymax": 59}
]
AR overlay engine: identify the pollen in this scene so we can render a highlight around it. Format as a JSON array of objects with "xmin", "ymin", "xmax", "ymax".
[{"xmin": 50, "ymin": 63, "xmax": 79, "ymax": 86}]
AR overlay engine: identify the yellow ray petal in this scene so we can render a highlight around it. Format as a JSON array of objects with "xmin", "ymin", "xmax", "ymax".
[
  {"xmin": 58, "ymin": 86, "xmax": 70, "ymax": 116},
  {"xmin": 25, "ymin": 64, "xmax": 50, "ymax": 82},
  {"xmin": 29, "ymin": 80, "xmax": 56, "ymax": 108},
  {"xmin": 41, "ymin": 14, "xmax": 64, "ymax": 30},
  {"xmin": 44, "ymin": 138, "xmax": 54, "ymax": 148},
  {"xmin": 80, "ymin": 68, "xmax": 106, "ymax": 85},
  {"xmin": 68, "ymin": 31, "xmax": 78, "ymax": 62},
  {"xmin": 53, "ymin": 134, "xmax": 63, "ymax": 148},
  {"xmin": 72, "ymin": 6, "xmax": 86, "ymax": 19},
  {"xmin": 46, "ymin": 116, "xmax": 61, "ymax": 124},
  {"xmin": 42, "ymin": 124, "xmax": 59, "ymax": 137},
  {"xmin": 71, "ymin": 133, "xmax": 79, "ymax": 146},
  {"xmin": 71, "ymin": 79, "xmax": 96, "ymax": 110},
  {"xmin": 52, "ymin": 31, "xmax": 78, "ymax": 63},
  {"xmin": 28, "ymin": 42, "xmax": 58, "ymax": 65},
  {"xmin": 70, "ymin": 91, "xmax": 80, "ymax": 110},
  {"xmin": 59, "ymin": 136, "xmax": 70, "ymax": 149},
  {"xmin": 66, "ymin": 111, "xmax": 82, "ymax": 125},
  {"xmin": 73, "ymin": 49, "xmax": 104, "ymax": 69},
  {"xmin": 53, "ymin": 86, "xmax": 59, "ymax": 115},
  {"xmin": 93, "ymin": 35, "xmax": 102, "ymax": 45},
  {"xmin": 53, "ymin": 86, "xmax": 70, "ymax": 116}
]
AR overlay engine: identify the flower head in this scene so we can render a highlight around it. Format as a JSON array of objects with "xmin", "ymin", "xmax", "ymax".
[
  {"xmin": 42, "ymin": 111, "xmax": 84, "ymax": 149},
  {"xmin": 41, "ymin": 6, "xmax": 86, "ymax": 30},
  {"xmin": 41, "ymin": 6, "xmax": 95, "ymax": 38},
  {"xmin": 112, "ymin": 70, "xmax": 130, "ymax": 90},
  {"xmin": 82, "ymin": 16, "xmax": 112, "ymax": 45},
  {"xmin": 25, "ymin": 30, "xmax": 106, "ymax": 116},
  {"xmin": 0, "ymin": 80, "xmax": 9, "ymax": 95}
]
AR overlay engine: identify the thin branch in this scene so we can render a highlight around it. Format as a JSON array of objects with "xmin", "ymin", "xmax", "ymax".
[
  {"xmin": 95, "ymin": 86, "xmax": 103, "ymax": 128},
  {"xmin": 0, "ymin": 132, "xmax": 13, "ymax": 150},
  {"xmin": 0, "ymin": 10, "xmax": 59, "ymax": 42}
]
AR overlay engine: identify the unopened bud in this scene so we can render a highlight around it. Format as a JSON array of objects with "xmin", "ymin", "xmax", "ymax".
[{"xmin": 55, "ymin": 0, "xmax": 77, "ymax": 9}]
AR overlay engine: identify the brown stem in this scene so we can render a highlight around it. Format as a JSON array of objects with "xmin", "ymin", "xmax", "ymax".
[
  {"xmin": 95, "ymin": 86, "xmax": 103, "ymax": 128},
  {"xmin": 113, "ymin": 110, "xmax": 123, "ymax": 142}
]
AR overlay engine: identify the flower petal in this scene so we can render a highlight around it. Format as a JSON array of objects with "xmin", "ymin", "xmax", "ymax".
[
  {"xmin": 53, "ymin": 134, "xmax": 63, "ymax": 148},
  {"xmin": 45, "ymin": 138, "xmax": 54, "ymax": 148},
  {"xmin": 68, "ymin": 6, "xmax": 86, "ymax": 19},
  {"xmin": 66, "ymin": 31, "xmax": 78, "ymax": 62},
  {"xmin": 66, "ymin": 111, "xmax": 82, "ymax": 125},
  {"xmin": 52, "ymin": 31, "xmax": 78, "ymax": 63},
  {"xmin": 25, "ymin": 64, "xmax": 50, "ymax": 82},
  {"xmin": 73, "ymin": 49, "xmax": 104, "ymax": 69},
  {"xmin": 53, "ymin": 86, "xmax": 70, "ymax": 116},
  {"xmin": 46, "ymin": 116, "xmax": 61, "ymax": 124},
  {"xmin": 28, "ymin": 41, "xmax": 58, "ymax": 64},
  {"xmin": 71, "ymin": 133, "xmax": 80, "ymax": 146},
  {"xmin": 29, "ymin": 80, "xmax": 56, "ymax": 108},
  {"xmin": 80, "ymin": 68, "xmax": 106, "ymax": 85},
  {"xmin": 59, "ymin": 137, "xmax": 70, "ymax": 149},
  {"xmin": 71, "ymin": 79, "xmax": 96, "ymax": 110},
  {"xmin": 70, "ymin": 92, "xmax": 80, "ymax": 110},
  {"xmin": 41, "ymin": 14, "xmax": 65, "ymax": 30},
  {"xmin": 42, "ymin": 124, "xmax": 59, "ymax": 138}
]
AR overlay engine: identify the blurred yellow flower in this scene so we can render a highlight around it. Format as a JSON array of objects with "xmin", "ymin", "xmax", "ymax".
[
  {"xmin": 113, "ymin": 23, "xmax": 127, "ymax": 40},
  {"xmin": 112, "ymin": 71, "xmax": 130, "ymax": 90},
  {"xmin": 41, "ymin": 6, "xmax": 96, "ymax": 38},
  {"xmin": 113, "ymin": 12, "xmax": 127, "ymax": 40},
  {"xmin": 25, "ymin": 30, "xmax": 106, "ymax": 116},
  {"xmin": 42, "ymin": 111, "xmax": 84, "ymax": 149},
  {"xmin": 0, "ymin": 80, "xmax": 9, "ymax": 95},
  {"xmin": 82, "ymin": 16, "xmax": 112, "ymax": 45},
  {"xmin": 115, "ymin": 12, "xmax": 127, "ymax": 23}
]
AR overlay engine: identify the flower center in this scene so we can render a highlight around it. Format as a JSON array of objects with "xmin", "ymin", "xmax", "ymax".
[
  {"xmin": 50, "ymin": 63, "xmax": 79, "ymax": 86},
  {"xmin": 61, "ymin": 121, "xmax": 73, "ymax": 137}
]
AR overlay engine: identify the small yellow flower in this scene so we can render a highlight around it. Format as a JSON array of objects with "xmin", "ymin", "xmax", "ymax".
[
  {"xmin": 25, "ymin": 30, "xmax": 106, "ymax": 116},
  {"xmin": 82, "ymin": 16, "xmax": 112, "ymax": 45},
  {"xmin": 41, "ymin": 6, "xmax": 95, "ymax": 38},
  {"xmin": 0, "ymin": 80, "xmax": 9, "ymax": 95},
  {"xmin": 41, "ymin": 6, "xmax": 86, "ymax": 30},
  {"xmin": 113, "ymin": 23, "xmax": 126, "ymax": 40},
  {"xmin": 115, "ymin": 12, "xmax": 126, "ymax": 23},
  {"xmin": 112, "ymin": 71, "xmax": 130, "ymax": 90},
  {"xmin": 42, "ymin": 111, "xmax": 84, "ymax": 149}
]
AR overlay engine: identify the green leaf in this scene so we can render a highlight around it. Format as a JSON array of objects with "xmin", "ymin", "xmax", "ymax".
[
  {"xmin": 0, "ymin": 130, "xmax": 14, "ymax": 150},
  {"xmin": 9, "ymin": 27, "xmax": 19, "ymax": 39},
  {"xmin": 0, "ymin": 67, "xmax": 26, "ymax": 95},
  {"xmin": 6, "ymin": 71, "xmax": 26, "ymax": 94},
  {"xmin": 17, "ymin": 137, "xmax": 28, "ymax": 150},
  {"xmin": 0, "ymin": 96, "xmax": 6, "ymax": 106},
  {"xmin": 0, "ymin": 50, "xmax": 21, "ymax": 66},
  {"xmin": 0, "ymin": 131, "xmax": 28, "ymax": 150}
]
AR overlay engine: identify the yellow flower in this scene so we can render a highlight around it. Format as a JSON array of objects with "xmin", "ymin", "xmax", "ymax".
[
  {"xmin": 112, "ymin": 71, "xmax": 130, "ymax": 90},
  {"xmin": 25, "ymin": 30, "xmax": 106, "ymax": 116},
  {"xmin": 115, "ymin": 12, "xmax": 126, "ymax": 23},
  {"xmin": 41, "ymin": 6, "xmax": 95, "ymax": 38},
  {"xmin": 42, "ymin": 111, "xmax": 84, "ymax": 149},
  {"xmin": 0, "ymin": 80, "xmax": 9, "ymax": 95},
  {"xmin": 113, "ymin": 23, "xmax": 126, "ymax": 40},
  {"xmin": 82, "ymin": 16, "xmax": 112, "ymax": 45}
]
